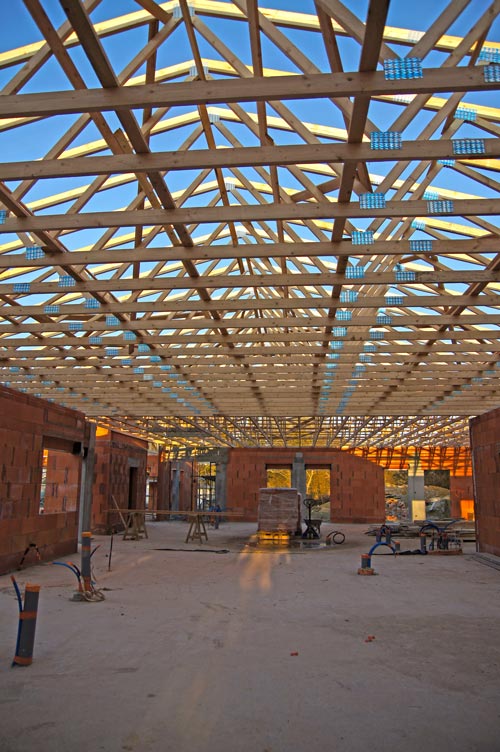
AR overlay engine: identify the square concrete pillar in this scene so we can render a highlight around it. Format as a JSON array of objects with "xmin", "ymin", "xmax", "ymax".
[
  {"xmin": 292, "ymin": 452, "xmax": 306, "ymax": 501},
  {"xmin": 408, "ymin": 464, "xmax": 425, "ymax": 522}
]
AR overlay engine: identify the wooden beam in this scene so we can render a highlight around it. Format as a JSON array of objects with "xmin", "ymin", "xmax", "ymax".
[
  {"xmin": 1, "ymin": 329, "xmax": 499, "ymax": 347},
  {"xmin": 0, "ymin": 138, "xmax": 498, "ymax": 180},
  {"xmin": 0, "ymin": 236, "xmax": 497, "ymax": 267},
  {"xmin": 2, "ymin": 312, "xmax": 500, "ymax": 334},
  {"xmin": 0, "ymin": 66, "xmax": 495, "ymax": 119},
  {"xmin": 1, "ymin": 267, "xmax": 500, "ymax": 294},
  {"xmin": 3, "ymin": 291, "xmax": 498, "ymax": 318},
  {"xmin": 2, "ymin": 197, "xmax": 500, "ymax": 231}
]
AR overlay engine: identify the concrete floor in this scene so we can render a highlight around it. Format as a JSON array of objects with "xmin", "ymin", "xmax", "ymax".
[{"xmin": 0, "ymin": 521, "xmax": 499, "ymax": 752}]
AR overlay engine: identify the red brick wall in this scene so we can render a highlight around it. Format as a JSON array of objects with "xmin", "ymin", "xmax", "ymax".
[
  {"xmin": 450, "ymin": 475, "xmax": 474, "ymax": 518},
  {"xmin": 470, "ymin": 408, "xmax": 500, "ymax": 556},
  {"xmin": 0, "ymin": 385, "xmax": 86, "ymax": 574},
  {"xmin": 91, "ymin": 429, "xmax": 148, "ymax": 532},
  {"xmin": 225, "ymin": 448, "xmax": 385, "ymax": 523},
  {"xmin": 90, "ymin": 438, "xmax": 111, "ymax": 531},
  {"xmin": 43, "ymin": 451, "xmax": 81, "ymax": 514},
  {"xmin": 157, "ymin": 458, "xmax": 171, "ymax": 511}
]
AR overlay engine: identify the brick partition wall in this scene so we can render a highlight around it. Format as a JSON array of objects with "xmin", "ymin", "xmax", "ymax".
[
  {"xmin": 470, "ymin": 407, "xmax": 500, "ymax": 557},
  {"xmin": 224, "ymin": 448, "xmax": 385, "ymax": 523},
  {"xmin": 157, "ymin": 457, "xmax": 171, "ymax": 512},
  {"xmin": 43, "ymin": 451, "xmax": 81, "ymax": 514},
  {"xmin": 0, "ymin": 385, "xmax": 87, "ymax": 574},
  {"xmin": 91, "ymin": 428, "xmax": 148, "ymax": 533}
]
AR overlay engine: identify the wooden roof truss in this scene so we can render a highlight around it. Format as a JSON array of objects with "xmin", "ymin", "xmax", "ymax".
[{"xmin": 0, "ymin": 0, "xmax": 499, "ymax": 449}]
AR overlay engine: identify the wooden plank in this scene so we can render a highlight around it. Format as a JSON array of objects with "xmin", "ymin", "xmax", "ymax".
[
  {"xmin": 2, "ymin": 197, "xmax": 500, "ymax": 232},
  {"xmin": 2, "ymin": 290, "xmax": 498, "ymax": 316},
  {"xmin": 1, "ymin": 267, "xmax": 500, "ymax": 293},
  {"xmin": 2, "ymin": 311, "xmax": 500, "ymax": 335},
  {"xmin": 0, "ymin": 138, "xmax": 498, "ymax": 181},
  {"xmin": 0, "ymin": 66, "xmax": 495, "ymax": 119},
  {"xmin": 1, "ymin": 236, "xmax": 497, "ymax": 267}
]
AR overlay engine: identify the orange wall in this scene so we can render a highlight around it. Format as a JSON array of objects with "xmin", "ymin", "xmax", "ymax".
[
  {"xmin": 225, "ymin": 448, "xmax": 385, "ymax": 523},
  {"xmin": 91, "ymin": 429, "xmax": 148, "ymax": 533},
  {"xmin": 106, "ymin": 447, "xmax": 474, "ymax": 524}
]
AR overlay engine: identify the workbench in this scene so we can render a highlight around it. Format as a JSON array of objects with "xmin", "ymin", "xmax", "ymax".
[{"xmin": 108, "ymin": 508, "xmax": 242, "ymax": 544}]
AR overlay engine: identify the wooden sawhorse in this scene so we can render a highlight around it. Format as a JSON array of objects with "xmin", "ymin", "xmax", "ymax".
[
  {"xmin": 123, "ymin": 511, "xmax": 148, "ymax": 541},
  {"xmin": 185, "ymin": 514, "xmax": 208, "ymax": 544}
]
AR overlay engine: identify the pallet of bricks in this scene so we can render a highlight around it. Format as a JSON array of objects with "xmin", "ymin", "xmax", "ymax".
[{"xmin": 257, "ymin": 487, "xmax": 301, "ymax": 544}]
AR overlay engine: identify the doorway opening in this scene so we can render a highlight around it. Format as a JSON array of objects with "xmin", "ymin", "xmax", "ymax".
[
  {"xmin": 196, "ymin": 461, "xmax": 217, "ymax": 510},
  {"xmin": 128, "ymin": 466, "xmax": 138, "ymax": 510},
  {"xmin": 424, "ymin": 469, "xmax": 450, "ymax": 519},
  {"xmin": 305, "ymin": 467, "xmax": 331, "ymax": 521},
  {"xmin": 384, "ymin": 469, "xmax": 409, "ymax": 520}
]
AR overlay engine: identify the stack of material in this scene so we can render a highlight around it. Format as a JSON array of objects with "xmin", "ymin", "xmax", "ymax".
[{"xmin": 257, "ymin": 487, "xmax": 301, "ymax": 533}]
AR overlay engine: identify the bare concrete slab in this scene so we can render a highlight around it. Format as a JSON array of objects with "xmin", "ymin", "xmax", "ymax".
[{"xmin": 0, "ymin": 522, "xmax": 499, "ymax": 752}]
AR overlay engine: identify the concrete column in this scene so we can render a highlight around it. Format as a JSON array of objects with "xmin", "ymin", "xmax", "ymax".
[
  {"xmin": 292, "ymin": 452, "xmax": 306, "ymax": 500},
  {"xmin": 170, "ymin": 463, "xmax": 180, "ymax": 511},
  {"xmin": 215, "ymin": 450, "xmax": 228, "ymax": 510},
  {"xmin": 78, "ymin": 423, "xmax": 96, "ymax": 537},
  {"xmin": 408, "ymin": 457, "xmax": 425, "ymax": 522}
]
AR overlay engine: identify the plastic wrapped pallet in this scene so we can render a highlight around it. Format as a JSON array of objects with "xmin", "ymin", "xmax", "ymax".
[{"xmin": 257, "ymin": 487, "xmax": 301, "ymax": 533}]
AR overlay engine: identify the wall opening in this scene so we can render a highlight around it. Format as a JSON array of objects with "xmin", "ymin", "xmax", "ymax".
[
  {"xmin": 384, "ymin": 469, "xmax": 409, "ymax": 520},
  {"xmin": 196, "ymin": 461, "xmax": 216, "ymax": 510},
  {"xmin": 128, "ymin": 466, "xmax": 138, "ymax": 510},
  {"xmin": 266, "ymin": 466, "xmax": 292, "ymax": 488},
  {"xmin": 305, "ymin": 467, "xmax": 331, "ymax": 520},
  {"xmin": 424, "ymin": 469, "xmax": 450, "ymax": 518},
  {"xmin": 146, "ymin": 477, "xmax": 157, "ymax": 511},
  {"xmin": 39, "ymin": 447, "xmax": 80, "ymax": 515}
]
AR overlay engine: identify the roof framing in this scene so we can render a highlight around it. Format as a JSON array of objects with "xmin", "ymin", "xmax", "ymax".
[{"xmin": 0, "ymin": 0, "xmax": 499, "ymax": 450}]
